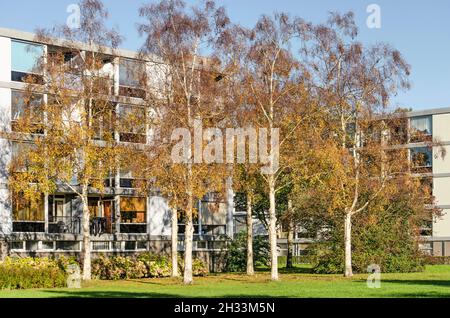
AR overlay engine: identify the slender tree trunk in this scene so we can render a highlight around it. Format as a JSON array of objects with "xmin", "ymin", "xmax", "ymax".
[
  {"xmin": 171, "ymin": 208, "xmax": 179, "ymax": 277},
  {"xmin": 183, "ymin": 179, "xmax": 194, "ymax": 284},
  {"xmin": 286, "ymin": 225, "xmax": 294, "ymax": 269},
  {"xmin": 268, "ymin": 175, "xmax": 278, "ymax": 281},
  {"xmin": 286, "ymin": 199, "xmax": 294, "ymax": 269},
  {"xmin": 344, "ymin": 211, "xmax": 353, "ymax": 277},
  {"xmin": 246, "ymin": 193, "xmax": 254, "ymax": 276},
  {"xmin": 0, "ymin": 240, "xmax": 8, "ymax": 261},
  {"xmin": 81, "ymin": 185, "xmax": 91, "ymax": 281}
]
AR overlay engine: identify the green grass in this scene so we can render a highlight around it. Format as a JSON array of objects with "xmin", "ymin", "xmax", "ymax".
[{"xmin": 1, "ymin": 265, "xmax": 450, "ymax": 298}]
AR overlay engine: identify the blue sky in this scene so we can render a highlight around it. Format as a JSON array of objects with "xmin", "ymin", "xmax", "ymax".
[{"xmin": 1, "ymin": 0, "xmax": 449, "ymax": 110}]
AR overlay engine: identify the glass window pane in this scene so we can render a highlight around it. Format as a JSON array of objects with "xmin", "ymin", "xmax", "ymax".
[
  {"xmin": 119, "ymin": 59, "xmax": 144, "ymax": 87},
  {"xmin": 120, "ymin": 197, "xmax": 146, "ymax": 223},
  {"xmin": 411, "ymin": 116, "xmax": 432, "ymax": 135},
  {"xmin": 11, "ymin": 90, "xmax": 43, "ymax": 121},
  {"xmin": 12, "ymin": 192, "xmax": 45, "ymax": 221},
  {"xmin": 11, "ymin": 40, "xmax": 44, "ymax": 74},
  {"xmin": 411, "ymin": 147, "xmax": 432, "ymax": 167}
]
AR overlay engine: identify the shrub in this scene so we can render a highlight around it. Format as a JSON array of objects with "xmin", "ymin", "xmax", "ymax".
[
  {"xmin": 310, "ymin": 203, "xmax": 426, "ymax": 274},
  {"xmin": 177, "ymin": 256, "xmax": 209, "ymax": 277},
  {"xmin": 0, "ymin": 257, "xmax": 68, "ymax": 290},
  {"xmin": 225, "ymin": 232, "xmax": 270, "ymax": 272},
  {"xmin": 92, "ymin": 253, "xmax": 208, "ymax": 280},
  {"xmin": 422, "ymin": 255, "xmax": 450, "ymax": 265}
]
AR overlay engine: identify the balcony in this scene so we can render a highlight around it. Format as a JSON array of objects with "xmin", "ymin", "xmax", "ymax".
[
  {"xmin": 48, "ymin": 216, "xmax": 81, "ymax": 234},
  {"xmin": 90, "ymin": 216, "xmax": 115, "ymax": 236}
]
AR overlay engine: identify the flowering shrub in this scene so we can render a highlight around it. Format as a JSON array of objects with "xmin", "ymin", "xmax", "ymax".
[
  {"xmin": 0, "ymin": 257, "xmax": 68, "ymax": 290},
  {"xmin": 92, "ymin": 253, "xmax": 208, "ymax": 280}
]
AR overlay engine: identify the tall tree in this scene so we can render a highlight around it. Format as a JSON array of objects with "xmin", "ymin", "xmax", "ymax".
[
  {"xmin": 138, "ymin": 0, "xmax": 231, "ymax": 284},
  {"xmin": 241, "ymin": 13, "xmax": 309, "ymax": 281},
  {"xmin": 300, "ymin": 12, "xmax": 414, "ymax": 277},
  {"xmin": 7, "ymin": 0, "xmax": 124, "ymax": 280}
]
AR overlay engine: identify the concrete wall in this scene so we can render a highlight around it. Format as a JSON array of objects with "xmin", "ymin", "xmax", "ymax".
[
  {"xmin": 432, "ymin": 113, "xmax": 450, "ymax": 237},
  {"xmin": 433, "ymin": 113, "xmax": 450, "ymax": 141},
  {"xmin": 433, "ymin": 209, "xmax": 450, "ymax": 237},
  {"xmin": 0, "ymin": 37, "xmax": 12, "ymax": 235},
  {"xmin": 0, "ymin": 36, "xmax": 11, "ymax": 82},
  {"xmin": 148, "ymin": 196, "xmax": 171, "ymax": 236}
]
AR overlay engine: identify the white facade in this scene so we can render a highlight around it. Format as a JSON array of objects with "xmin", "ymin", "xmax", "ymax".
[
  {"xmin": 0, "ymin": 28, "xmax": 232, "ymax": 257},
  {"xmin": 430, "ymin": 113, "xmax": 450, "ymax": 239}
]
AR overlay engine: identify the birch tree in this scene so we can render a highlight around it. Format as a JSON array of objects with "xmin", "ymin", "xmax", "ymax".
[
  {"xmin": 7, "ymin": 0, "xmax": 124, "ymax": 280},
  {"xmin": 301, "ymin": 12, "xmax": 412, "ymax": 277},
  {"xmin": 242, "ymin": 13, "xmax": 310, "ymax": 281},
  {"xmin": 138, "ymin": 0, "xmax": 231, "ymax": 284}
]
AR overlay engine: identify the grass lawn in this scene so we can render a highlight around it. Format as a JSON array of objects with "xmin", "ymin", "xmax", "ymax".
[{"xmin": 0, "ymin": 265, "xmax": 449, "ymax": 298}]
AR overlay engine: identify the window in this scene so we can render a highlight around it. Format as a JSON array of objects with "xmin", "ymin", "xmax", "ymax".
[
  {"xmin": 12, "ymin": 192, "xmax": 45, "ymax": 233},
  {"xmin": 120, "ymin": 197, "xmax": 146, "ymax": 223},
  {"xmin": 10, "ymin": 241, "xmax": 24, "ymax": 251},
  {"xmin": 56, "ymin": 241, "xmax": 80, "ymax": 251},
  {"xmin": 387, "ymin": 118, "xmax": 408, "ymax": 145},
  {"xmin": 89, "ymin": 100, "xmax": 115, "ymax": 140},
  {"xmin": 119, "ymin": 168, "xmax": 134, "ymax": 188},
  {"xmin": 196, "ymin": 241, "xmax": 207, "ymax": 250},
  {"xmin": 112, "ymin": 241, "xmax": 122, "ymax": 250},
  {"xmin": 11, "ymin": 142, "xmax": 36, "ymax": 172},
  {"xmin": 12, "ymin": 193, "xmax": 44, "ymax": 222},
  {"xmin": 92, "ymin": 241, "xmax": 110, "ymax": 251},
  {"xmin": 119, "ymin": 59, "xmax": 146, "ymax": 98},
  {"xmin": 48, "ymin": 196, "xmax": 66, "ymax": 222},
  {"xmin": 411, "ymin": 147, "xmax": 432, "ymax": 173},
  {"xmin": 11, "ymin": 90, "xmax": 44, "ymax": 133},
  {"xmin": 25, "ymin": 241, "xmax": 39, "ymax": 251},
  {"xmin": 11, "ymin": 40, "xmax": 44, "ymax": 82},
  {"xmin": 137, "ymin": 241, "xmax": 147, "ymax": 250},
  {"xmin": 124, "ymin": 241, "xmax": 137, "ymax": 251},
  {"xmin": 41, "ymin": 241, "xmax": 55, "ymax": 250},
  {"xmin": 410, "ymin": 116, "xmax": 432, "ymax": 142},
  {"xmin": 118, "ymin": 104, "xmax": 146, "ymax": 143}
]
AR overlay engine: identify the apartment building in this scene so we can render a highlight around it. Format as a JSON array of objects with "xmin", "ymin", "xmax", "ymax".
[
  {"xmin": 0, "ymin": 27, "xmax": 449, "ymax": 262},
  {"xmin": 0, "ymin": 28, "xmax": 233, "ymax": 265},
  {"xmin": 406, "ymin": 107, "xmax": 450, "ymax": 256}
]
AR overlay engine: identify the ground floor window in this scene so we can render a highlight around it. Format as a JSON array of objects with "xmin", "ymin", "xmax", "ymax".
[
  {"xmin": 120, "ymin": 197, "xmax": 147, "ymax": 233},
  {"xmin": 12, "ymin": 192, "xmax": 44, "ymax": 222},
  {"xmin": 12, "ymin": 192, "xmax": 45, "ymax": 233},
  {"xmin": 120, "ymin": 197, "xmax": 146, "ymax": 223}
]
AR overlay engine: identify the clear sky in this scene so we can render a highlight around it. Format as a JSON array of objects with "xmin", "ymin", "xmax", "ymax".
[{"xmin": 1, "ymin": 0, "xmax": 449, "ymax": 110}]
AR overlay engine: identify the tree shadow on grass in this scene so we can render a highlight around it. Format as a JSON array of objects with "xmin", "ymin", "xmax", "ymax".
[
  {"xmin": 351, "ymin": 279, "xmax": 450, "ymax": 298},
  {"xmin": 255, "ymin": 266, "xmax": 313, "ymax": 275},
  {"xmin": 39, "ymin": 290, "xmax": 288, "ymax": 298},
  {"xmin": 381, "ymin": 279, "xmax": 450, "ymax": 288},
  {"xmin": 385, "ymin": 292, "xmax": 450, "ymax": 298}
]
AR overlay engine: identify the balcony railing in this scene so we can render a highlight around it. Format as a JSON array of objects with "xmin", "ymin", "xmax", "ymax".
[
  {"xmin": 48, "ymin": 216, "xmax": 81, "ymax": 234},
  {"xmin": 178, "ymin": 224, "xmax": 226, "ymax": 236},
  {"xmin": 90, "ymin": 216, "xmax": 115, "ymax": 236}
]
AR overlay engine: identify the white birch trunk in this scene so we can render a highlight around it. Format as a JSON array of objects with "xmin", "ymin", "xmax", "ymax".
[
  {"xmin": 81, "ymin": 185, "xmax": 91, "ymax": 281},
  {"xmin": 268, "ymin": 175, "xmax": 278, "ymax": 281},
  {"xmin": 246, "ymin": 193, "xmax": 254, "ymax": 276},
  {"xmin": 344, "ymin": 211, "xmax": 353, "ymax": 277},
  {"xmin": 183, "ymin": 186, "xmax": 194, "ymax": 284},
  {"xmin": 171, "ymin": 208, "xmax": 179, "ymax": 277},
  {"xmin": 286, "ymin": 199, "xmax": 294, "ymax": 269}
]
